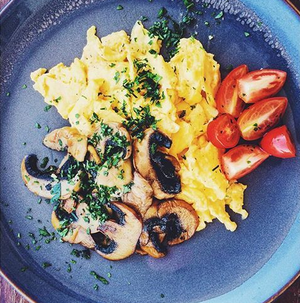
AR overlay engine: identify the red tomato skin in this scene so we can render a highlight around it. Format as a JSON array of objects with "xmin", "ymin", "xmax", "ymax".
[
  {"xmin": 207, "ymin": 114, "xmax": 241, "ymax": 149},
  {"xmin": 237, "ymin": 97, "xmax": 288, "ymax": 141},
  {"xmin": 216, "ymin": 65, "xmax": 249, "ymax": 118},
  {"xmin": 260, "ymin": 125, "xmax": 296, "ymax": 158},
  {"xmin": 221, "ymin": 145, "xmax": 269, "ymax": 180},
  {"xmin": 237, "ymin": 69, "xmax": 287, "ymax": 103}
]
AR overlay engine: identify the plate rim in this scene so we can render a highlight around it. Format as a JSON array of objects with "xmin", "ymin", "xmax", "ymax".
[{"xmin": 0, "ymin": 0, "xmax": 299, "ymax": 302}]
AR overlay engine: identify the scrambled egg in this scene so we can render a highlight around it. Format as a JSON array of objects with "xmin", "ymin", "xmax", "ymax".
[{"xmin": 31, "ymin": 21, "xmax": 248, "ymax": 232}]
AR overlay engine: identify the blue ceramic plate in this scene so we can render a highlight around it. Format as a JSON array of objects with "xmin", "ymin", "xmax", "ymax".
[{"xmin": 0, "ymin": 1, "xmax": 300, "ymax": 302}]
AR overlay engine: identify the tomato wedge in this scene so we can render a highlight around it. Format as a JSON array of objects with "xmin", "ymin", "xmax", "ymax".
[
  {"xmin": 221, "ymin": 145, "xmax": 269, "ymax": 180},
  {"xmin": 260, "ymin": 125, "xmax": 296, "ymax": 158},
  {"xmin": 207, "ymin": 114, "xmax": 240, "ymax": 149},
  {"xmin": 216, "ymin": 64, "xmax": 249, "ymax": 118},
  {"xmin": 237, "ymin": 97, "xmax": 288, "ymax": 141},
  {"xmin": 237, "ymin": 69, "xmax": 287, "ymax": 103}
]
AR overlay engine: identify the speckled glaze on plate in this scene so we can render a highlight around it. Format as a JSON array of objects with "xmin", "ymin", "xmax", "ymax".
[{"xmin": 0, "ymin": 1, "xmax": 300, "ymax": 303}]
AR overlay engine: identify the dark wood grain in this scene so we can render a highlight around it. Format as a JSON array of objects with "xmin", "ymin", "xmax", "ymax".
[
  {"xmin": 0, "ymin": 0, "xmax": 299, "ymax": 302},
  {"xmin": 0, "ymin": 277, "xmax": 28, "ymax": 303}
]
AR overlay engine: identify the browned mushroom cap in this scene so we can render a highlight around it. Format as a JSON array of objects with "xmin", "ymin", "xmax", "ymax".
[
  {"xmin": 139, "ymin": 199, "xmax": 199, "ymax": 258},
  {"xmin": 43, "ymin": 127, "xmax": 88, "ymax": 162},
  {"xmin": 123, "ymin": 172, "xmax": 153, "ymax": 217},
  {"xmin": 139, "ymin": 202, "xmax": 167, "ymax": 258},
  {"xmin": 21, "ymin": 154, "xmax": 81, "ymax": 199},
  {"xmin": 92, "ymin": 202, "xmax": 142, "ymax": 261},
  {"xmin": 158, "ymin": 199, "xmax": 199, "ymax": 246},
  {"xmin": 133, "ymin": 129, "xmax": 181, "ymax": 200}
]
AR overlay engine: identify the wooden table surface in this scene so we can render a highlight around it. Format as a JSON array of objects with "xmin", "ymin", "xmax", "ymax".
[{"xmin": 1, "ymin": 0, "xmax": 300, "ymax": 302}]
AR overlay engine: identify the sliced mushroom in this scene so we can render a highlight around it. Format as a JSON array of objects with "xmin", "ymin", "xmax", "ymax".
[
  {"xmin": 51, "ymin": 200, "xmax": 99, "ymax": 249},
  {"xmin": 43, "ymin": 127, "xmax": 88, "ymax": 162},
  {"xmin": 93, "ymin": 122, "xmax": 132, "ymax": 160},
  {"xmin": 139, "ymin": 199, "xmax": 199, "ymax": 258},
  {"xmin": 139, "ymin": 202, "xmax": 167, "ymax": 258},
  {"xmin": 87, "ymin": 145, "xmax": 101, "ymax": 164},
  {"xmin": 123, "ymin": 172, "xmax": 153, "ymax": 217},
  {"xmin": 21, "ymin": 154, "xmax": 80, "ymax": 199},
  {"xmin": 158, "ymin": 199, "xmax": 199, "ymax": 246},
  {"xmin": 95, "ymin": 159, "xmax": 133, "ymax": 191},
  {"xmin": 133, "ymin": 129, "xmax": 181, "ymax": 200},
  {"xmin": 88, "ymin": 123, "xmax": 133, "ymax": 193},
  {"xmin": 92, "ymin": 202, "xmax": 142, "ymax": 261}
]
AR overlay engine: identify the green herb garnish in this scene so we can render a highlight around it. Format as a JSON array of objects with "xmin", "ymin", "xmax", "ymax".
[
  {"xmin": 214, "ymin": 11, "xmax": 224, "ymax": 19},
  {"xmin": 42, "ymin": 262, "xmax": 52, "ymax": 269},
  {"xmin": 44, "ymin": 105, "xmax": 52, "ymax": 112},
  {"xmin": 90, "ymin": 271, "xmax": 109, "ymax": 285}
]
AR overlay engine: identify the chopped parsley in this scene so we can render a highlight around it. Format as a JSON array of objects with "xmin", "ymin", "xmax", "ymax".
[
  {"xmin": 123, "ymin": 59, "xmax": 163, "ymax": 106},
  {"xmin": 123, "ymin": 105, "xmax": 159, "ymax": 140},
  {"xmin": 214, "ymin": 11, "xmax": 224, "ymax": 19},
  {"xmin": 90, "ymin": 271, "xmax": 109, "ymax": 285},
  {"xmin": 93, "ymin": 284, "xmax": 99, "ymax": 291},
  {"xmin": 113, "ymin": 71, "xmax": 121, "ymax": 83},
  {"xmin": 39, "ymin": 226, "xmax": 51, "ymax": 237},
  {"xmin": 148, "ymin": 18, "xmax": 183, "ymax": 60},
  {"xmin": 123, "ymin": 182, "xmax": 134, "ymax": 194},
  {"xmin": 158, "ymin": 7, "xmax": 167, "ymax": 18},
  {"xmin": 71, "ymin": 248, "xmax": 91, "ymax": 259},
  {"xmin": 141, "ymin": 16, "xmax": 148, "ymax": 22},
  {"xmin": 50, "ymin": 183, "xmax": 61, "ymax": 204},
  {"xmin": 21, "ymin": 267, "xmax": 28, "ymax": 272},
  {"xmin": 53, "ymin": 96, "xmax": 61, "ymax": 103},
  {"xmin": 44, "ymin": 105, "xmax": 52, "ymax": 112},
  {"xmin": 89, "ymin": 112, "xmax": 100, "ymax": 125},
  {"xmin": 42, "ymin": 262, "xmax": 52, "ymax": 269},
  {"xmin": 183, "ymin": 0, "xmax": 194, "ymax": 10}
]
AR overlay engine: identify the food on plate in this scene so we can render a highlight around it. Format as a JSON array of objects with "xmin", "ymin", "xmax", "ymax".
[
  {"xmin": 221, "ymin": 145, "xmax": 269, "ymax": 180},
  {"xmin": 122, "ymin": 172, "xmax": 153, "ymax": 217},
  {"xmin": 133, "ymin": 128, "xmax": 181, "ymax": 200},
  {"xmin": 139, "ymin": 199, "xmax": 199, "ymax": 258},
  {"xmin": 260, "ymin": 126, "xmax": 296, "ymax": 158},
  {"xmin": 216, "ymin": 64, "xmax": 248, "ymax": 117},
  {"xmin": 237, "ymin": 69, "xmax": 287, "ymax": 103},
  {"xmin": 21, "ymin": 154, "xmax": 81, "ymax": 199},
  {"xmin": 237, "ymin": 97, "xmax": 288, "ymax": 140},
  {"xmin": 207, "ymin": 113, "xmax": 240, "ymax": 149},
  {"xmin": 43, "ymin": 127, "xmax": 88, "ymax": 162},
  {"xmin": 22, "ymin": 20, "xmax": 294, "ymax": 261}
]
